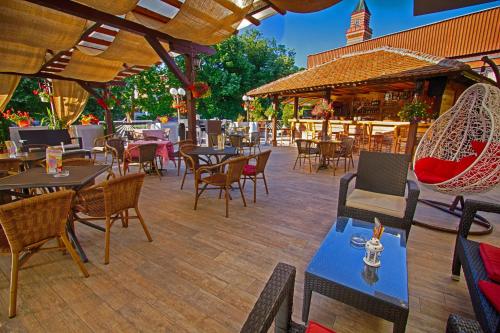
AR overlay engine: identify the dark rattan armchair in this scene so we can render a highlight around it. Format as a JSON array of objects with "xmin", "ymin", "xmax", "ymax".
[
  {"xmin": 337, "ymin": 151, "xmax": 419, "ymax": 236},
  {"xmin": 293, "ymin": 139, "xmax": 319, "ymax": 173},
  {"xmin": 125, "ymin": 143, "xmax": 162, "ymax": 179},
  {"xmin": 241, "ymin": 263, "xmax": 306, "ymax": 333},
  {"xmin": 448, "ymin": 199, "xmax": 500, "ymax": 333},
  {"xmin": 106, "ymin": 138, "xmax": 126, "ymax": 176}
]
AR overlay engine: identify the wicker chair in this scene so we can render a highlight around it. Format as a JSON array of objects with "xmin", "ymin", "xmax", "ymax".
[
  {"xmin": 229, "ymin": 134, "xmax": 244, "ymax": 154},
  {"xmin": 194, "ymin": 156, "xmax": 249, "ymax": 218},
  {"xmin": 207, "ymin": 133, "xmax": 218, "ymax": 148},
  {"xmin": 91, "ymin": 134, "xmax": 114, "ymax": 162},
  {"xmin": 172, "ymin": 139, "xmax": 193, "ymax": 176},
  {"xmin": 241, "ymin": 263, "xmax": 306, "ymax": 333},
  {"xmin": 74, "ymin": 173, "xmax": 152, "ymax": 264},
  {"xmin": 243, "ymin": 132, "xmax": 261, "ymax": 155},
  {"xmin": 293, "ymin": 139, "xmax": 319, "ymax": 173},
  {"xmin": 179, "ymin": 144, "xmax": 200, "ymax": 190},
  {"xmin": 317, "ymin": 141, "xmax": 337, "ymax": 175},
  {"xmin": 449, "ymin": 199, "xmax": 500, "ymax": 333},
  {"xmin": 337, "ymin": 151, "xmax": 419, "ymax": 236},
  {"xmin": 125, "ymin": 143, "xmax": 162, "ymax": 179},
  {"xmin": 242, "ymin": 150, "xmax": 271, "ymax": 203},
  {"xmin": 335, "ymin": 137, "xmax": 355, "ymax": 172},
  {"xmin": 106, "ymin": 138, "xmax": 126, "ymax": 176},
  {"xmin": 0, "ymin": 190, "xmax": 89, "ymax": 318}
]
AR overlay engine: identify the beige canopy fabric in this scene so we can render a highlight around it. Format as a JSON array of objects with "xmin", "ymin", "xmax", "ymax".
[
  {"xmin": 0, "ymin": 41, "xmax": 45, "ymax": 74},
  {"xmin": 0, "ymin": 74, "xmax": 20, "ymax": 113},
  {"xmin": 52, "ymin": 80, "xmax": 90, "ymax": 127},
  {"xmin": 0, "ymin": 0, "xmax": 87, "ymax": 51},
  {"xmin": 159, "ymin": 0, "xmax": 254, "ymax": 45},
  {"xmin": 75, "ymin": 0, "xmax": 140, "ymax": 15},
  {"xmin": 58, "ymin": 50, "xmax": 124, "ymax": 82},
  {"xmin": 269, "ymin": 0, "xmax": 341, "ymax": 13}
]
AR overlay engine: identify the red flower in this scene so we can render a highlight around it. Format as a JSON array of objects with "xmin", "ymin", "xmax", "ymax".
[{"xmin": 32, "ymin": 90, "xmax": 39, "ymax": 95}]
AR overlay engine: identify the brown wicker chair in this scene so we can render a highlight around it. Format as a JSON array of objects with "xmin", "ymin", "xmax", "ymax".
[
  {"xmin": 229, "ymin": 134, "xmax": 244, "ymax": 154},
  {"xmin": 179, "ymin": 144, "xmax": 200, "ymax": 190},
  {"xmin": 172, "ymin": 139, "xmax": 193, "ymax": 176},
  {"xmin": 0, "ymin": 190, "xmax": 89, "ymax": 318},
  {"xmin": 317, "ymin": 141, "xmax": 337, "ymax": 175},
  {"xmin": 242, "ymin": 150, "xmax": 271, "ymax": 203},
  {"xmin": 335, "ymin": 136, "xmax": 355, "ymax": 172},
  {"xmin": 293, "ymin": 139, "xmax": 319, "ymax": 173},
  {"xmin": 106, "ymin": 138, "xmax": 126, "ymax": 176},
  {"xmin": 194, "ymin": 156, "xmax": 249, "ymax": 218},
  {"xmin": 207, "ymin": 133, "xmax": 218, "ymax": 148},
  {"xmin": 73, "ymin": 173, "xmax": 152, "ymax": 264},
  {"xmin": 125, "ymin": 143, "xmax": 162, "ymax": 179},
  {"xmin": 91, "ymin": 134, "xmax": 114, "ymax": 162}
]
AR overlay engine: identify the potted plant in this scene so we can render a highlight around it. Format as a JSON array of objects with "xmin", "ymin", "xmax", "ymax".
[
  {"xmin": 312, "ymin": 99, "xmax": 333, "ymax": 140},
  {"xmin": 1, "ymin": 108, "xmax": 33, "ymax": 127},
  {"xmin": 80, "ymin": 114, "xmax": 100, "ymax": 125},
  {"xmin": 33, "ymin": 81, "xmax": 52, "ymax": 103},
  {"xmin": 398, "ymin": 97, "xmax": 432, "ymax": 154}
]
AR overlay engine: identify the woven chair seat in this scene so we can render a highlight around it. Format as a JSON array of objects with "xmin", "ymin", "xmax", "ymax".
[{"xmin": 201, "ymin": 173, "xmax": 227, "ymax": 186}]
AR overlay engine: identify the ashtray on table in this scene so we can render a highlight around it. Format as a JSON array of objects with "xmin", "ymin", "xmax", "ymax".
[
  {"xmin": 350, "ymin": 233, "xmax": 368, "ymax": 248},
  {"xmin": 53, "ymin": 169, "xmax": 70, "ymax": 177}
]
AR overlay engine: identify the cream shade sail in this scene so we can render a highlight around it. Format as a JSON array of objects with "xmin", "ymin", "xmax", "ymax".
[
  {"xmin": 158, "ymin": 0, "xmax": 254, "ymax": 45},
  {"xmin": 0, "ymin": 74, "xmax": 20, "ymax": 112},
  {"xmin": 52, "ymin": 80, "xmax": 90, "ymax": 127},
  {"xmin": 58, "ymin": 50, "xmax": 124, "ymax": 82},
  {"xmin": 0, "ymin": 0, "xmax": 87, "ymax": 51},
  {"xmin": 0, "ymin": 41, "xmax": 45, "ymax": 74},
  {"xmin": 75, "ymin": 0, "xmax": 140, "ymax": 15}
]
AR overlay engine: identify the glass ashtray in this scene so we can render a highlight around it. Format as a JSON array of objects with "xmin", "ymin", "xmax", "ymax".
[
  {"xmin": 53, "ymin": 169, "xmax": 70, "ymax": 177},
  {"xmin": 350, "ymin": 233, "xmax": 368, "ymax": 248}
]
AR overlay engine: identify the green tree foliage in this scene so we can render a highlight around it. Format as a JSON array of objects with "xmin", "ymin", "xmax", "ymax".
[{"xmin": 6, "ymin": 77, "xmax": 48, "ymax": 120}]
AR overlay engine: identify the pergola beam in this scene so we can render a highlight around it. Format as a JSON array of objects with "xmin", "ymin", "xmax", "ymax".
[
  {"xmin": 24, "ymin": 0, "xmax": 215, "ymax": 56},
  {"xmin": 263, "ymin": 0, "xmax": 286, "ymax": 15},
  {"xmin": 0, "ymin": 71, "xmax": 125, "ymax": 87}
]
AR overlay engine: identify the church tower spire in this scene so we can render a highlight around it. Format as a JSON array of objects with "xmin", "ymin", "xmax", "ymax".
[{"xmin": 346, "ymin": 0, "xmax": 372, "ymax": 46}]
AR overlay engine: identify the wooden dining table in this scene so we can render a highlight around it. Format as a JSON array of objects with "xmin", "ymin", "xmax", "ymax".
[
  {"xmin": 0, "ymin": 165, "xmax": 110, "ymax": 262},
  {"xmin": 0, "ymin": 149, "xmax": 91, "ymax": 169}
]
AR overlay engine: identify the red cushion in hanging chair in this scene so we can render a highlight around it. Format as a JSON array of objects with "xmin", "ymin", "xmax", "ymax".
[
  {"xmin": 415, "ymin": 155, "xmax": 477, "ymax": 184},
  {"xmin": 471, "ymin": 140, "xmax": 487, "ymax": 155}
]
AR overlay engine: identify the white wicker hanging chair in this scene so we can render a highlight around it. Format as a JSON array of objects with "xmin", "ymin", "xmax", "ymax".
[{"xmin": 413, "ymin": 83, "xmax": 500, "ymax": 195}]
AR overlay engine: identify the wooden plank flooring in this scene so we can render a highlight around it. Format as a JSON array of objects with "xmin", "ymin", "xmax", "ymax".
[{"xmin": 0, "ymin": 146, "xmax": 498, "ymax": 332}]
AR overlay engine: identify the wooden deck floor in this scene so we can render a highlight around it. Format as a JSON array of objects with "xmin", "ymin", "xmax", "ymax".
[{"xmin": 0, "ymin": 146, "xmax": 498, "ymax": 332}]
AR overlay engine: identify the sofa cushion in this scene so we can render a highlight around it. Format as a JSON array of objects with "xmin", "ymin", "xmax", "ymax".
[
  {"xmin": 305, "ymin": 321, "xmax": 336, "ymax": 333},
  {"xmin": 346, "ymin": 189, "xmax": 406, "ymax": 218},
  {"xmin": 480, "ymin": 243, "xmax": 500, "ymax": 282},
  {"xmin": 478, "ymin": 280, "xmax": 500, "ymax": 313}
]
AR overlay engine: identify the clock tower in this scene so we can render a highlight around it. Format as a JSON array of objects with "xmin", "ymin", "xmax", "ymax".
[{"xmin": 346, "ymin": 0, "xmax": 372, "ymax": 46}]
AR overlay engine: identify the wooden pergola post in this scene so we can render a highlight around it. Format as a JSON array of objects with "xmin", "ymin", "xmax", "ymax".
[
  {"xmin": 322, "ymin": 88, "xmax": 332, "ymax": 140},
  {"xmin": 291, "ymin": 96, "xmax": 299, "ymax": 143},
  {"xmin": 184, "ymin": 54, "xmax": 197, "ymax": 144},
  {"xmin": 272, "ymin": 95, "xmax": 279, "ymax": 147}
]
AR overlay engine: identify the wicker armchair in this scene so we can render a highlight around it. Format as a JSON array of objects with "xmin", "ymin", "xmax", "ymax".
[
  {"xmin": 73, "ymin": 173, "xmax": 152, "ymax": 264},
  {"xmin": 207, "ymin": 133, "xmax": 218, "ymax": 147},
  {"xmin": 194, "ymin": 156, "xmax": 248, "ymax": 218},
  {"xmin": 241, "ymin": 263, "xmax": 306, "ymax": 333},
  {"xmin": 125, "ymin": 143, "xmax": 162, "ymax": 179},
  {"xmin": 242, "ymin": 150, "xmax": 271, "ymax": 203},
  {"xmin": 450, "ymin": 199, "xmax": 500, "ymax": 333},
  {"xmin": 337, "ymin": 151, "xmax": 419, "ymax": 236},
  {"xmin": 172, "ymin": 139, "xmax": 193, "ymax": 176},
  {"xmin": 229, "ymin": 134, "xmax": 244, "ymax": 154},
  {"xmin": 317, "ymin": 141, "xmax": 337, "ymax": 175},
  {"xmin": 92, "ymin": 134, "xmax": 114, "ymax": 162},
  {"xmin": 0, "ymin": 190, "xmax": 89, "ymax": 318},
  {"xmin": 179, "ymin": 144, "xmax": 201, "ymax": 190},
  {"xmin": 293, "ymin": 139, "xmax": 319, "ymax": 173},
  {"xmin": 335, "ymin": 137, "xmax": 355, "ymax": 173},
  {"xmin": 243, "ymin": 132, "xmax": 261, "ymax": 155},
  {"xmin": 106, "ymin": 138, "xmax": 126, "ymax": 176}
]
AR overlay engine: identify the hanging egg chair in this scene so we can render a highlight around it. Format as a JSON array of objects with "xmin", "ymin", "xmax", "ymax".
[{"xmin": 413, "ymin": 83, "xmax": 500, "ymax": 234}]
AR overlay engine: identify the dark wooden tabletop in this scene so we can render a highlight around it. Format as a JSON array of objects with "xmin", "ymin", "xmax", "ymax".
[
  {"xmin": 0, "ymin": 149, "xmax": 91, "ymax": 163},
  {"xmin": 0, "ymin": 165, "xmax": 109, "ymax": 190},
  {"xmin": 188, "ymin": 146, "xmax": 238, "ymax": 156}
]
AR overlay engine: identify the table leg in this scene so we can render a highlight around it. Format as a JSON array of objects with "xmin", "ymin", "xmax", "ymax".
[
  {"xmin": 66, "ymin": 214, "xmax": 88, "ymax": 263},
  {"xmin": 393, "ymin": 312, "xmax": 408, "ymax": 333},
  {"xmin": 302, "ymin": 279, "xmax": 313, "ymax": 323}
]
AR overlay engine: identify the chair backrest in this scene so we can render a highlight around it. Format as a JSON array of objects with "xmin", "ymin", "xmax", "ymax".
[
  {"xmin": 208, "ymin": 133, "xmax": 218, "ymax": 147},
  {"xmin": 180, "ymin": 144, "xmax": 199, "ymax": 170},
  {"xmin": 229, "ymin": 135, "xmax": 243, "ymax": 148},
  {"xmin": 0, "ymin": 158, "xmax": 21, "ymax": 173},
  {"xmin": 0, "ymin": 190, "xmax": 74, "ymax": 253},
  {"xmin": 295, "ymin": 139, "xmax": 314, "ymax": 154},
  {"xmin": 251, "ymin": 132, "xmax": 260, "ymax": 145},
  {"xmin": 106, "ymin": 138, "xmax": 125, "ymax": 160},
  {"xmin": 254, "ymin": 150, "xmax": 272, "ymax": 174},
  {"xmin": 103, "ymin": 173, "xmax": 145, "ymax": 215},
  {"xmin": 356, "ymin": 151, "xmax": 410, "ymax": 197},
  {"xmin": 339, "ymin": 137, "xmax": 355, "ymax": 156},
  {"xmin": 226, "ymin": 156, "xmax": 249, "ymax": 184},
  {"xmin": 318, "ymin": 141, "xmax": 335, "ymax": 159},
  {"xmin": 63, "ymin": 158, "xmax": 94, "ymax": 166},
  {"xmin": 143, "ymin": 136, "xmax": 160, "ymax": 141},
  {"xmin": 138, "ymin": 144, "xmax": 157, "ymax": 162}
]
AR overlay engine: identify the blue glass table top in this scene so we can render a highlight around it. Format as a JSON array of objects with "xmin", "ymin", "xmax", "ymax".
[{"xmin": 306, "ymin": 217, "xmax": 408, "ymax": 308}]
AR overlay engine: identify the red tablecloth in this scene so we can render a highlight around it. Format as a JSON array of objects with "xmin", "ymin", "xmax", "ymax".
[{"xmin": 125, "ymin": 140, "xmax": 174, "ymax": 167}]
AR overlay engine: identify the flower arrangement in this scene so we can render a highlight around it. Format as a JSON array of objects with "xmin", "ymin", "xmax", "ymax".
[
  {"xmin": 80, "ymin": 114, "xmax": 100, "ymax": 125},
  {"xmin": 188, "ymin": 82, "xmax": 211, "ymax": 99},
  {"xmin": 1, "ymin": 108, "xmax": 33, "ymax": 127},
  {"xmin": 398, "ymin": 97, "xmax": 433, "ymax": 123},
  {"xmin": 97, "ymin": 90, "xmax": 121, "ymax": 111},
  {"xmin": 157, "ymin": 115, "xmax": 169, "ymax": 124},
  {"xmin": 311, "ymin": 99, "xmax": 333, "ymax": 119},
  {"xmin": 32, "ymin": 81, "xmax": 51, "ymax": 103}
]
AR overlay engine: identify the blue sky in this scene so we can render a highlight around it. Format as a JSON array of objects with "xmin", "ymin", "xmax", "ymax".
[{"xmin": 249, "ymin": 0, "xmax": 500, "ymax": 68}]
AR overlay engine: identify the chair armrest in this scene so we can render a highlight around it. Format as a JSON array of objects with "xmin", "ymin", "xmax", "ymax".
[
  {"xmin": 196, "ymin": 161, "xmax": 228, "ymax": 176},
  {"xmin": 404, "ymin": 180, "xmax": 420, "ymax": 218},
  {"xmin": 446, "ymin": 314, "xmax": 482, "ymax": 333},
  {"xmin": 70, "ymin": 136, "xmax": 83, "ymax": 148},
  {"xmin": 338, "ymin": 173, "xmax": 357, "ymax": 208},
  {"xmin": 240, "ymin": 263, "xmax": 296, "ymax": 333},
  {"xmin": 458, "ymin": 199, "xmax": 500, "ymax": 240}
]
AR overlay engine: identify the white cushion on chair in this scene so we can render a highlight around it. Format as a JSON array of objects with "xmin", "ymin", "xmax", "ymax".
[{"xmin": 346, "ymin": 189, "xmax": 406, "ymax": 218}]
